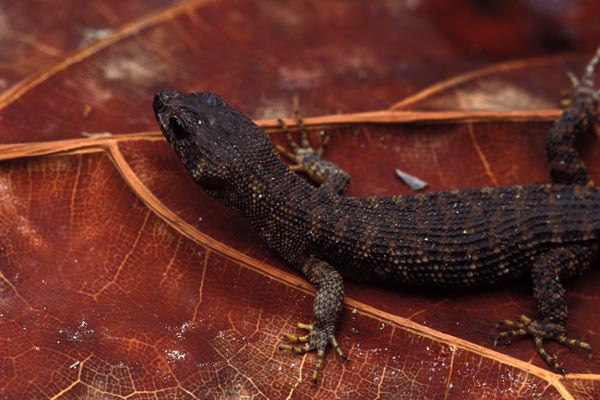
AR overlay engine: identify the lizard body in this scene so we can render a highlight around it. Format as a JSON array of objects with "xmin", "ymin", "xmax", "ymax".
[{"xmin": 153, "ymin": 49, "xmax": 600, "ymax": 383}]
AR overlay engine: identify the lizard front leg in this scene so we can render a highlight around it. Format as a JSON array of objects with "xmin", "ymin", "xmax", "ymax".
[
  {"xmin": 495, "ymin": 245, "xmax": 595, "ymax": 373},
  {"xmin": 279, "ymin": 258, "xmax": 346, "ymax": 383},
  {"xmin": 276, "ymin": 113, "xmax": 351, "ymax": 195}
]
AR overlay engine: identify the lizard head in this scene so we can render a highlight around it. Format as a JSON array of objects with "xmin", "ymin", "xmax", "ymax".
[{"xmin": 153, "ymin": 90, "xmax": 274, "ymax": 191}]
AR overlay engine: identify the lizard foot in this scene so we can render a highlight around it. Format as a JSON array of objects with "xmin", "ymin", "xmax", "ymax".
[
  {"xmin": 275, "ymin": 113, "xmax": 350, "ymax": 193},
  {"xmin": 275, "ymin": 112, "xmax": 330, "ymax": 173},
  {"xmin": 494, "ymin": 314, "xmax": 593, "ymax": 375},
  {"xmin": 279, "ymin": 321, "xmax": 347, "ymax": 383},
  {"xmin": 561, "ymin": 46, "xmax": 600, "ymax": 108}
]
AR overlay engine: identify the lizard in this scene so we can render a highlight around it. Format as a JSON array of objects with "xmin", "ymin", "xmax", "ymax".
[{"xmin": 153, "ymin": 48, "xmax": 600, "ymax": 383}]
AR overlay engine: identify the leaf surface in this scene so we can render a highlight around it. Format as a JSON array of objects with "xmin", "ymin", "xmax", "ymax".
[{"xmin": 1, "ymin": 1, "xmax": 600, "ymax": 399}]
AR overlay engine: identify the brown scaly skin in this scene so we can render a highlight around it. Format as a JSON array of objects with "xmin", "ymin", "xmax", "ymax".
[{"xmin": 153, "ymin": 48, "xmax": 600, "ymax": 383}]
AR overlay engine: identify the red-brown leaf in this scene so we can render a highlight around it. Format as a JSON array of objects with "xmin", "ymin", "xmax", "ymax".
[{"xmin": 1, "ymin": 1, "xmax": 600, "ymax": 399}]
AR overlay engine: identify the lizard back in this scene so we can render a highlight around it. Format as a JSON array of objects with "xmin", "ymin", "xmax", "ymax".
[{"xmin": 309, "ymin": 184, "xmax": 600, "ymax": 287}]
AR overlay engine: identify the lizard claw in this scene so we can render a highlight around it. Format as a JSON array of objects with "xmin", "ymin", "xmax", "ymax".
[
  {"xmin": 559, "ymin": 71, "xmax": 579, "ymax": 109},
  {"xmin": 594, "ymin": 114, "xmax": 600, "ymax": 139},
  {"xmin": 279, "ymin": 321, "xmax": 347, "ymax": 384},
  {"xmin": 494, "ymin": 314, "xmax": 593, "ymax": 374},
  {"xmin": 276, "ymin": 113, "xmax": 330, "ymax": 169},
  {"xmin": 275, "ymin": 112, "xmax": 349, "ymax": 193},
  {"xmin": 561, "ymin": 47, "xmax": 600, "ymax": 109},
  {"xmin": 566, "ymin": 70, "xmax": 580, "ymax": 88}
]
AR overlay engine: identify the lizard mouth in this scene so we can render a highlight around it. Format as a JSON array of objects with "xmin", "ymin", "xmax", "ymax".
[
  {"xmin": 152, "ymin": 92, "xmax": 172, "ymax": 121},
  {"xmin": 153, "ymin": 96, "xmax": 173, "ymax": 139},
  {"xmin": 153, "ymin": 91, "xmax": 186, "ymax": 142}
]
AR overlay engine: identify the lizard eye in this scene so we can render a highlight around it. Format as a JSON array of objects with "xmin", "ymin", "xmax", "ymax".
[{"xmin": 169, "ymin": 116, "xmax": 187, "ymax": 139}]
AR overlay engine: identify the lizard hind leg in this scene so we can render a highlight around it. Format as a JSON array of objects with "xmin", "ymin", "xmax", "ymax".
[
  {"xmin": 559, "ymin": 72, "xmax": 579, "ymax": 108},
  {"xmin": 582, "ymin": 46, "xmax": 600, "ymax": 85},
  {"xmin": 560, "ymin": 48, "xmax": 600, "ymax": 108},
  {"xmin": 494, "ymin": 245, "xmax": 594, "ymax": 374},
  {"xmin": 546, "ymin": 49, "xmax": 600, "ymax": 186}
]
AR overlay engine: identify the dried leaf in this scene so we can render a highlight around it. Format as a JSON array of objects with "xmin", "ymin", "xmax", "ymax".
[{"xmin": 1, "ymin": 1, "xmax": 600, "ymax": 399}]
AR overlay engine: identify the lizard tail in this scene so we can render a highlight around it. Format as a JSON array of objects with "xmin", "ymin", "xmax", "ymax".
[{"xmin": 546, "ymin": 48, "xmax": 600, "ymax": 186}]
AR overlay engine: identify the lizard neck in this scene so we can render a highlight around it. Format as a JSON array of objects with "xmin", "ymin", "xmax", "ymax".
[
  {"xmin": 211, "ymin": 152, "xmax": 317, "ymax": 223},
  {"xmin": 207, "ymin": 152, "xmax": 326, "ymax": 265}
]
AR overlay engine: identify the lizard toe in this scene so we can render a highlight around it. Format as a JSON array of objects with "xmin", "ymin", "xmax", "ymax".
[
  {"xmin": 495, "ymin": 314, "xmax": 592, "ymax": 374},
  {"xmin": 279, "ymin": 321, "xmax": 347, "ymax": 383}
]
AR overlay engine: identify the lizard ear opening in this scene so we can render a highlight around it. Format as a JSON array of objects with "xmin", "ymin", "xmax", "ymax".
[{"xmin": 169, "ymin": 116, "xmax": 188, "ymax": 139}]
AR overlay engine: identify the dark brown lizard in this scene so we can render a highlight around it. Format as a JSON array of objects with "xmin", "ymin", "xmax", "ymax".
[{"xmin": 153, "ymin": 49, "xmax": 600, "ymax": 383}]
